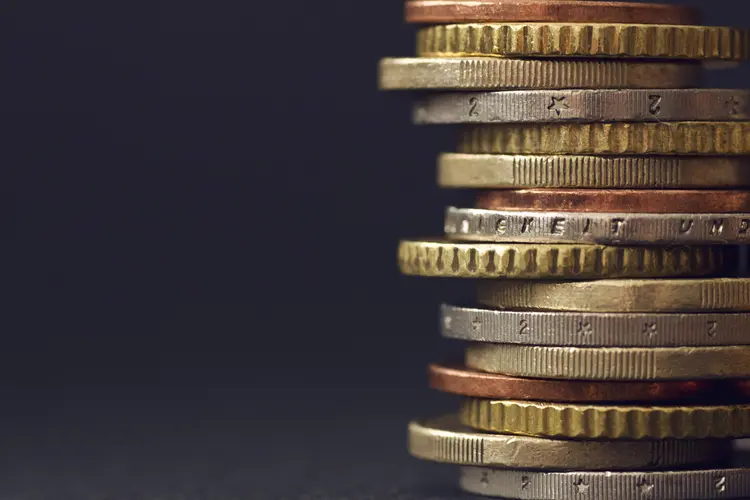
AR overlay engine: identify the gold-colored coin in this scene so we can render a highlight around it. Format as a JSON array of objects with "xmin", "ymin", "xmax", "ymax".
[
  {"xmin": 460, "ymin": 398, "xmax": 750, "ymax": 440},
  {"xmin": 378, "ymin": 58, "xmax": 701, "ymax": 90},
  {"xmin": 465, "ymin": 344, "xmax": 750, "ymax": 380},
  {"xmin": 408, "ymin": 415, "xmax": 732, "ymax": 469},
  {"xmin": 477, "ymin": 278, "xmax": 750, "ymax": 312},
  {"xmin": 398, "ymin": 240, "xmax": 725, "ymax": 279},
  {"xmin": 459, "ymin": 123, "xmax": 750, "ymax": 156},
  {"xmin": 438, "ymin": 154, "xmax": 750, "ymax": 189},
  {"xmin": 417, "ymin": 24, "xmax": 750, "ymax": 61}
]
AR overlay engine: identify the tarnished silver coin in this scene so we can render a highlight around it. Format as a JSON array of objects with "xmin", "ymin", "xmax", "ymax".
[
  {"xmin": 415, "ymin": 89, "xmax": 750, "ymax": 123},
  {"xmin": 460, "ymin": 466, "xmax": 750, "ymax": 499}
]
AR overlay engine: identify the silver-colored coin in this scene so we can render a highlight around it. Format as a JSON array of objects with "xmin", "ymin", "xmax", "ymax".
[
  {"xmin": 460, "ymin": 466, "xmax": 750, "ymax": 500},
  {"xmin": 441, "ymin": 304, "xmax": 750, "ymax": 347},
  {"xmin": 445, "ymin": 207, "xmax": 750, "ymax": 245},
  {"xmin": 414, "ymin": 89, "xmax": 750, "ymax": 123},
  {"xmin": 408, "ymin": 416, "xmax": 732, "ymax": 470}
]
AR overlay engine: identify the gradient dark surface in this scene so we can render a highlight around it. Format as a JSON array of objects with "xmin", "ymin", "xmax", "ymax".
[{"xmin": 5, "ymin": 0, "xmax": 750, "ymax": 498}]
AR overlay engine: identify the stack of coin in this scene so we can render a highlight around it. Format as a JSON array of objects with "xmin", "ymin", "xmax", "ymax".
[{"xmin": 381, "ymin": 0, "xmax": 750, "ymax": 497}]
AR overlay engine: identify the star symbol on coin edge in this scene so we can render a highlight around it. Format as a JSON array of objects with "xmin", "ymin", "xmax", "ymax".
[
  {"xmin": 548, "ymin": 96, "xmax": 570, "ymax": 116},
  {"xmin": 727, "ymin": 96, "xmax": 742, "ymax": 115},
  {"xmin": 638, "ymin": 480, "xmax": 655, "ymax": 496},
  {"xmin": 574, "ymin": 479, "xmax": 589, "ymax": 494}
]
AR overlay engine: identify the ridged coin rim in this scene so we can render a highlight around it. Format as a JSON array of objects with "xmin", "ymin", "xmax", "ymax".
[
  {"xmin": 417, "ymin": 24, "xmax": 750, "ymax": 61},
  {"xmin": 460, "ymin": 398, "xmax": 750, "ymax": 439},
  {"xmin": 398, "ymin": 240, "xmax": 725, "ymax": 279}
]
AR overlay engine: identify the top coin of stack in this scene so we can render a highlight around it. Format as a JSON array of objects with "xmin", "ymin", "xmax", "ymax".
[{"xmin": 381, "ymin": 0, "xmax": 750, "ymax": 497}]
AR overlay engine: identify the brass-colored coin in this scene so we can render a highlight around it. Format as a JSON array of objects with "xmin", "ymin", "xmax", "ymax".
[
  {"xmin": 438, "ymin": 154, "xmax": 750, "ymax": 189},
  {"xmin": 465, "ymin": 344, "xmax": 750, "ymax": 380},
  {"xmin": 460, "ymin": 398, "xmax": 750, "ymax": 440},
  {"xmin": 477, "ymin": 279, "xmax": 750, "ymax": 313},
  {"xmin": 378, "ymin": 58, "xmax": 701, "ymax": 90},
  {"xmin": 417, "ymin": 24, "xmax": 750, "ymax": 61},
  {"xmin": 398, "ymin": 240, "xmax": 725, "ymax": 279},
  {"xmin": 408, "ymin": 415, "xmax": 732, "ymax": 469},
  {"xmin": 459, "ymin": 123, "xmax": 750, "ymax": 156}
]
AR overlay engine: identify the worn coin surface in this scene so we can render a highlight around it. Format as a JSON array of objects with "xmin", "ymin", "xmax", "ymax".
[
  {"xmin": 460, "ymin": 398, "xmax": 750, "ymax": 439},
  {"xmin": 414, "ymin": 90, "xmax": 750, "ymax": 123},
  {"xmin": 406, "ymin": 0, "xmax": 699, "ymax": 24},
  {"xmin": 438, "ymin": 154, "xmax": 750, "ymax": 189},
  {"xmin": 428, "ymin": 364, "xmax": 717, "ymax": 402},
  {"xmin": 476, "ymin": 278, "xmax": 750, "ymax": 312},
  {"xmin": 379, "ymin": 58, "xmax": 702, "ymax": 91},
  {"xmin": 408, "ymin": 415, "xmax": 732, "ymax": 469},
  {"xmin": 445, "ymin": 207, "xmax": 750, "ymax": 245},
  {"xmin": 417, "ymin": 24, "xmax": 750, "ymax": 60},
  {"xmin": 440, "ymin": 304, "xmax": 750, "ymax": 347},
  {"xmin": 459, "ymin": 122, "xmax": 750, "ymax": 156},
  {"xmin": 465, "ymin": 344, "xmax": 750, "ymax": 380},
  {"xmin": 398, "ymin": 240, "xmax": 725, "ymax": 279},
  {"xmin": 475, "ymin": 189, "xmax": 750, "ymax": 213},
  {"xmin": 459, "ymin": 466, "xmax": 750, "ymax": 500}
]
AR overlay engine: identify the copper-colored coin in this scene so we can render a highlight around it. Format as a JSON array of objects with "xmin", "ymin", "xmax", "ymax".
[
  {"xmin": 429, "ymin": 363, "xmax": 716, "ymax": 403},
  {"xmin": 475, "ymin": 189, "xmax": 750, "ymax": 213},
  {"xmin": 406, "ymin": 0, "xmax": 699, "ymax": 25}
]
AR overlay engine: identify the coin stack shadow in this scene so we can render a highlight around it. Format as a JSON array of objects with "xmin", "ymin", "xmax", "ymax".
[{"xmin": 381, "ymin": 0, "xmax": 750, "ymax": 498}]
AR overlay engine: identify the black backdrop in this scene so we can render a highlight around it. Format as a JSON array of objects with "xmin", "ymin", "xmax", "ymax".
[{"xmin": 5, "ymin": 1, "xmax": 750, "ymax": 498}]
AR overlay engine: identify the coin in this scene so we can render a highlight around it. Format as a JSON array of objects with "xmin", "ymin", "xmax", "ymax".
[
  {"xmin": 438, "ymin": 154, "xmax": 750, "ymax": 189},
  {"xmin": 460, "ymin": 398, "xmax": 750, "ymax": 440},
  {"xmin": 458, "ymin": 122, "xmax": 750, "ymax": 155},
  {"xmin": 406, "ymin": 1, "xmax": 699, "ymax": 25},
  {"xmin": 417, "ymin": 24, "xmax": 750, "ymax": 61},
  {"xmin": 440, "ymin": 304, "xmax": 750, "ymax": 347},
  {"xmin": 465, "ymin": 344, "xmax": 750, "ymax": 380},
  {"xmin": 428, "ymin": 363, "xmax": 716, "ymax": 402},
  {"xmin": 475, "ymin": 189, "xmax": 750, "ymax": 213},
  {"xmin": 398, "ymin": 240, "xmax": 725, "ymax": 279},
  {"xmin": 476, "ymin": 278, "xmax": 750, "ymax": 312},
  {"xmin": 445, "ymin": 207, "xmax": 750, "ymax": 245},
  {"xmin": 414, "ymin": 90, "xmax": 750, "ymax": 124},
  {"xmin": 378, "ymin": 58, "xmax": 702, "ymax": 90},
  {"xmin": 408, "ymin": 415, "xmax": 731, "ymax": 469},
  {"xmin": 459, "ymin": 466, "xmax": 750, "ymax": 500}
]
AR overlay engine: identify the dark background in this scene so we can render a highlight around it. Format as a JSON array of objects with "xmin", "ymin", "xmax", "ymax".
[{"xmin": 5, "ymin": 1, "xmax": 750, "ymax": 498}]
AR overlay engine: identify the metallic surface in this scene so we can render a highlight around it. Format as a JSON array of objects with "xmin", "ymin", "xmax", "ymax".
[
  {"xmin": 440, "ymin": 304, "xmax": 750, "ymax": 347},
  {"xmin": 417, "ymin": 24, "xmax": 750, "ymax": 61},
  {"xmin": 406, "ymin": 0, "xmax": 699, "ymax": 25},
  {"xmin": 438, "ymin": 154, "xmax": 750, "ymax": 189},
  {"xmin": 379, "ymin": 58, "xmax": 702, "ymax": 91},
  {"xmin": 458, "ymin": 122, "xmax": 750, "ymax": 156},
  {"xmin": 398, "ymin": 240, "xmax": 724, "ymax": 279},
  {"xmin": 459, "ymin": 466, "xmax": 750, "ymax": 500},
  {"xmin": 460, "ymin": 398, "xmax": 750, "ymax": 440},
  {"xmin": 407, "ymin": 415, "xmax": 732, "ymax": 469},
  {"xmin": 475, "ymin": 189, "xmax": 750, "ymax": 213},
  {"xmin": 428, "ymin": 364, "xmax": 716, "ymax": 402},
  {"xmin": 414, "ymin": 90, "xmax": 750, "ymax": 123},
  {"xmin": 476, "ymin": 278, "xmax": 750, "ymax": 312},
  {"xmin": 465, "ymin": 344, "xmax": 750, "ymax": 380},
  {"xmin": 445, "ymin": 207, "xmax": 750, "ymax": 245}
]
